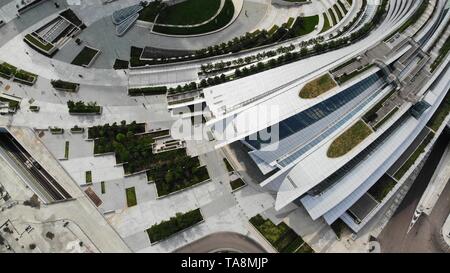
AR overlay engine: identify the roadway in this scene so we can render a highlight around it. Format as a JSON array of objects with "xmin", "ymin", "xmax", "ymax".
[
  {"xmin": 0, "ymin": 132, "xmax": 71, "ymax": 202},
  {"xmin": 378, "ymin": 130, "xmax": 450, "ymax": 252},
  {"xmin": 173, "ymin": 232, "xmax": 267, "ymax": 253}
]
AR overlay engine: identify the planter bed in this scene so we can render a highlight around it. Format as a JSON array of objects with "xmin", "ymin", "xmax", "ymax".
[
  {"xmin": 67, "ymin": 100, "xmax": 102, "ymax": 114},
  {"xmin": 24, "ymin": 33, "xmax": 56, "ymax": 56},
  {"xmin": 49, "ymin": 127, "xmax": 64, "ymax": 134},
  {"xmin": 125, "ymin": 187, "xmax": 137, "ymax": 207},
  {"xmin": 51, "ymin": 80, "xmax": 80, "ymax": 92},
  {"xmin": 70, "ymin": 126, "xmax": 85, "ymax": 133},
  {"xmin": 146, "ymin": 208, "xmax": 203, "ymax": 244},
  {"xmin": 71, "ymin": 46, "xmax": 100, "ymax": 67},
  {"xmin": 113, "ymin": 59, "xmax": 129, "ymax": 70},
  {"xmin": 88, "ymin": 121, "xmax": 145, "ymax": 140},
  {"xmin": 29, "ymin": 105, "xmax": 40, "ymax": 112},
  {"xmin": 128, "ymin": 86, "xmax": 167, "ymax": 96},
  {"xmin": 13, "ymin": 69, "xmax": 37, "ymax": 86},
  {"xmin": 0, "ymin": 62, "xmax": 17, "ymax": 79},
  {"xmin": 230, "ymin": 177, "xmax": 246, "ymax": 191},
  {"xmin": 249, "ymin": 214, "xmax": 311, "ymax": 253}
]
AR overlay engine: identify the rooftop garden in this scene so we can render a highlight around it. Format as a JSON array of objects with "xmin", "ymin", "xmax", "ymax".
[
  {"xmin": 367, "ymin": 174, "xmax": 397, "ymax": 202},
  {"xmin": 393, "ymin": 132, "xmax": 435, "ymax": 180},
  {"xmin": 386, "ymin": 0, "xmax": 429, "ymax": 41},
  {"xmin": 250, "ymin": 215, "xmax": 313, "ymax": 253},
  {"xmin": 327, "ymin": 120, "xmax": 373, "ymax": 158},
  {"xmin": 427, "ymin": 90, "xmax": 450, "ymax": 132},
  {"xmin": 299, "ymin": 74, "xmax": 337, "ymax": 99},
  {"xmin": 146, "ymin": 208, "xmax": 203, "ymax": 243}
]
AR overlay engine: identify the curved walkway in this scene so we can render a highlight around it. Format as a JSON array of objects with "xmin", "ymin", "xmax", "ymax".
[{"xmin": 173, "ymin": 231, "xmax": 267, "ymax": 253}]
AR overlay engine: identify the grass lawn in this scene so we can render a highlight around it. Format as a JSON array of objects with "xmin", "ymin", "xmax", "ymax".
[
  {"xmin": 71, "ymin": 46, "xmax": 99, "ymax": 66},
  {"xmin": 153, "ymin": 0, "xmax": 234, "ymax": 35},
  {"xmin": 299, "ymin": 74, "xmax": 337, "ymax": 99},
  {"xmin": 125, "ymin": 187, "xmax": 137, "ymax": 207},
  {"xmin": 155, "ymin": 0, "xmax": 221, "ymax": 26},
  {"xmin": 64, "ymin": 141, "xmax": 69, "ymax": 159},
  {"xmin": 85, "ymin": 171, "xmax": 92, "ymax": 184},
  {"xmin": 327, "ymin": 120, "xmax": 372, "ymax": 158},
  {"xmin": 290, "ymin": 15, "xmax": 319, "ymax": 37},
  {"xmin": 230, "ymin": 177, "xmax": 245, "ymax": 191},
  {"xmin": 146, "ymin": 208, "xmax": 203, "ymax": 243},
  {"xmin": 138, "ymin": 1, "xmax": 166, "ymax": 22}
]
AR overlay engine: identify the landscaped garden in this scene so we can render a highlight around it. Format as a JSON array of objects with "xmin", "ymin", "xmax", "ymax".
[
  {"xmin": 155, "ymin": 0, "xmax": 221, "ymax": 26},
  {"xmin": 146, "ymin": 208, "xmax": 203, "ymax": 243},
  {"xmin": 327, "ymin": 120, "xmax": 373, "ymax": 158},
  {"xmin": 71, "ymin": 46, "xmax": 100, "ymax": 67},
  {"xmin": 250, "ymin": 214, "xmax": 313, "ymax": 253},
  {"xmin": 89, "ymin": 122, "xmax": 209, "ymax": 197},
  {"xmin": 152, "ymin": 0, "xmax": 234, "ymax": 36},
  {"xmin": 67, "ymin": 100, "xmax": 102, "ymax": 114},
  {"xmin": 126, "ymin": 187, "xmax": 137, "ymax": 207},
  {"xmin": 147, "ymin": 150, "xmax": 210, "ymax": 197},
  {"xmin": 299, "ymin": 74, "xmax": 337, "ymax": 99}
]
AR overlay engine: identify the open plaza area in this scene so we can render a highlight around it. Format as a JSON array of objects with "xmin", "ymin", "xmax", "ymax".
[{"xmin": 1, "ymin": 0, "xmax": 450, "ymax": 259}]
